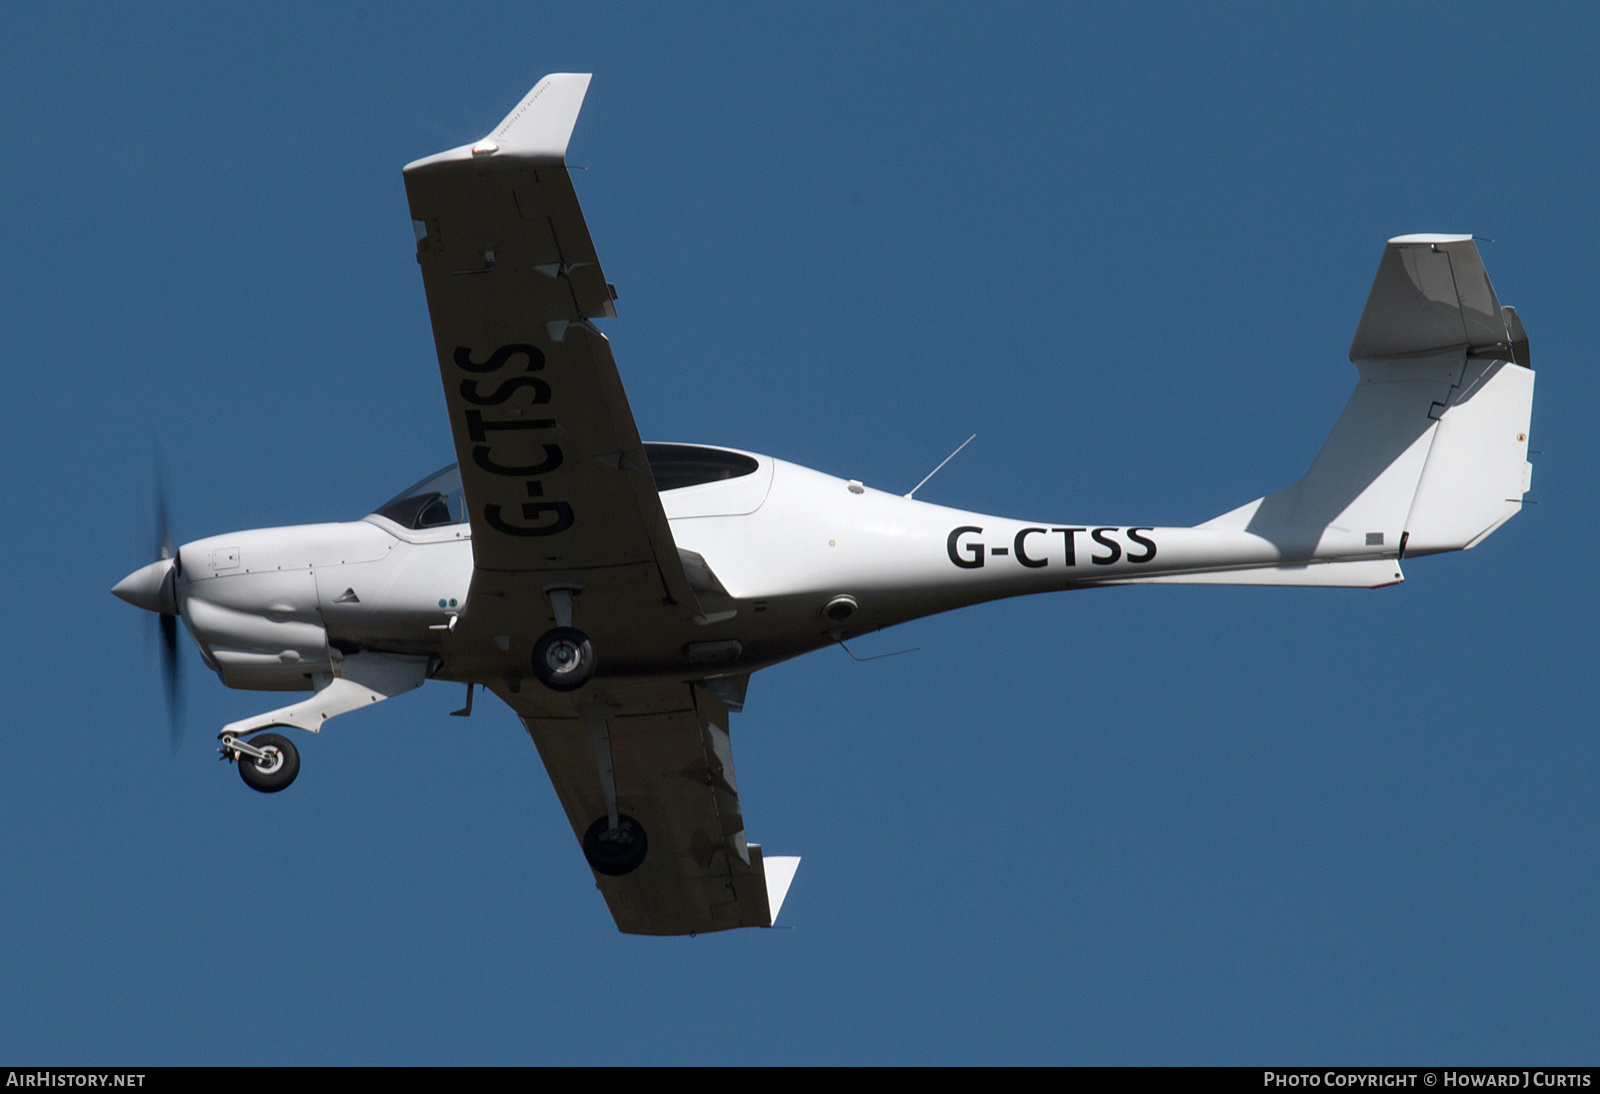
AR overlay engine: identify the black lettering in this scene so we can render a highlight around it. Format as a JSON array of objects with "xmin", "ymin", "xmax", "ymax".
[
  {"xmin": 991, "ymin": 546, "xmax": 1009, "ymax": 556},
  {"xmin": 947, "ymin": 526, "xmax": 985, "ymax": 569},
  {"xmin": 465, "ymin": 409, "xmax": 556, "ymax": 441},
  {"xmin": 1090, "ymin": 527, "xmax": 1121, "ymax": 565},
  {"xmin": 484, "ymin": 501, "xmax": 573, "ymax": 537},
  {"xmin": 473, "ymin": 444, "xmax": 563, "ymax": 477},
  {"xmin": 1053, "ymin": 527, "xmax": 1085, "ymax": 566},
  {"xmin": 465, "ymin": 409, "xmax": 563, "ymax": 475},
  {"xmin": 1125, "ymin": 527, "xmax": 1157, "ymax": 564},
  {"xmin": 1014, "ymin": 527, "xmax": 1049, "ymax": 568},
  {"xmin": 453, "ymin": 344, "xmax": 544, "ymax": 373},
  {"xmin": 459, "ymin": 375, "xmax": 552, "ymax": 406}
]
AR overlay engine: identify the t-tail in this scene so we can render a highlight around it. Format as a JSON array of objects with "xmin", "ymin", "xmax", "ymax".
[{"xmin": 1122, "ymin": 234, "xmax": 1534, "ymax": 589}]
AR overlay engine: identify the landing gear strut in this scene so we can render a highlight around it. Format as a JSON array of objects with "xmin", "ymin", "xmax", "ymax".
[
  {"xmin": 226, "ymin": 731, "xmax": 301, "ymax": 794},
  {"xmin": 531, "ymin": 627, "xmax": 596, "ymax": 692}
]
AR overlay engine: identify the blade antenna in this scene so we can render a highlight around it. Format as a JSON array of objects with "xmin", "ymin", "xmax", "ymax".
[{"xmin": 904, "ymin": 434, "xmax": 976, "ymax": 499}]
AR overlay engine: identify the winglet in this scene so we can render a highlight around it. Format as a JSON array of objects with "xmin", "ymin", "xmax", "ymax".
[
  {"xmin": 764, "ymin": 856, "xmax": 802, "ymax": 925},
  {"xmin": 403, "ymin": 73, "xmax": 593, "ymax": 173},
  {"xmin": 485, "ymin": 73, "xmax": 592, "ymax": 160}
]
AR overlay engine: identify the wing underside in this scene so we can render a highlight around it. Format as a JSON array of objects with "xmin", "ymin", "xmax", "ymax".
[
  {"xmin": 495, "ymin": 681, "xmax": 797, "ymax": 935},
  {"xmin": 402, "ymin": 73, "xmax": 700, "ymax": 613},
  {"xmin": 405, "ymin": 75, "xmax": 796, "ymax": 934}
]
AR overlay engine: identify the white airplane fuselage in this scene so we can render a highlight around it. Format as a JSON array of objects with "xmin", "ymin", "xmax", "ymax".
[{"xmin": 160, "ymin": 448, "xmax": 1406, "ymax": 698}]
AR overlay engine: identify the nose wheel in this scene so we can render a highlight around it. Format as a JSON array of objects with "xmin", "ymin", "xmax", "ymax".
[
  {"xmin": 225, "ymin": 731, "xmax": 301, "ymax": 793},
  {"xmin": 532, "ymin": 627, "xmax": 596, "ymax": 692}
]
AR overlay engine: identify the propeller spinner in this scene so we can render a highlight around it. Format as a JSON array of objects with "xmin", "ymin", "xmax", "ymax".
[{"xmin": 113, "ymin": 482, "xmax": 184, "ymax": 752}]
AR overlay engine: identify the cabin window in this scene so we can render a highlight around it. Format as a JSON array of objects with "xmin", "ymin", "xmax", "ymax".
[
  {"xmin": 371, "ymin": 448, "xmax": 757, "ymax": 528},
  {"xmin": 643, "ymin": 444, "xmax": 759, "ymax": 492}
]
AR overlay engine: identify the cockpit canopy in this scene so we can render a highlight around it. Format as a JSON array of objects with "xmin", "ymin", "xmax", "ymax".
[
  {"xmin": 372, "ymin": 465, "xmax": 466, "ymax": 530},
  {"xmin": 370, "ymin": 445, "xmax": 760, "ymax": 530}
]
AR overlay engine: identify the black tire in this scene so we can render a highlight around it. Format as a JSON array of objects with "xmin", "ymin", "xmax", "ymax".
[
  {"xmin": 238, "ymin": 732, "xmax": 300, "ymax": 794},
  {"xmin": 582, "ymin": 814, "xmax": 648, "ymax": 876},
  {"xmin": 531, "ymin": 627, "xmax": 596, "ymax": 692}
]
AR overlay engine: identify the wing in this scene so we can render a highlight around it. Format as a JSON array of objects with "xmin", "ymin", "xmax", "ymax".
[
  {"xmin": 401, "ymin": 74, "xmax": 701, "ymax": 615},
  {"xmin": 405, "ymin": 77, "xmax": 798, "ymax": 933},
  {"xmin": 493, "ymin": 679, "xmax": 800, "ymax": 936}
]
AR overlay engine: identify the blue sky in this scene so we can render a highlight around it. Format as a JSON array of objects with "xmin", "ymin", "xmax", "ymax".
[{"xmin": 3, "ymin": 2, "xmax": 1598, "ymax": 1063}]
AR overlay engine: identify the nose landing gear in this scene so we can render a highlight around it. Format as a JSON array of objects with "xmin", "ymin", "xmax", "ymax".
[
  {"xmin": 222, "ymin": 731, "xmax": 301, "ymax": 793},
  {"xmin": 211, "ymin": 652, "xmax": 431, "ymax": 795}
]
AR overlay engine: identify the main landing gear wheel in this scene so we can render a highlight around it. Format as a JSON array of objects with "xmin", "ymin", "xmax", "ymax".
[
  {"xmin": 583, "ymin": 814, "xmax": 648, "ymax": 876},
  {"xmin": 531, "ymin": 626, "xmax": 596, "ymax": 692},
  {"xmin": 237, "ymin": 732, "xmax": 300, "ymax": 794}
]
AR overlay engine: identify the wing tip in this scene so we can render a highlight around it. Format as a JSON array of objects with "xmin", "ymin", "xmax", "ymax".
[
  {"xmin": 403, "ymin": 72, "xmax": 595, "ymax": 175},
  {"xmin": 764, "ymin": 855, "xmax": 801, "ymax": 925},
  {"xmin": 488, "ymin": 72, "xmax": 592, "ymax": 160}
]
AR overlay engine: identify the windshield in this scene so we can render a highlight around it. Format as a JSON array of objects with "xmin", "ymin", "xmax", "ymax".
[{"xmin": 371, "ymin": 464, "xmax": 465, "ymax": 529}]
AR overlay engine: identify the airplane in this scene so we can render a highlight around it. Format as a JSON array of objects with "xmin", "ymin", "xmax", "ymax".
[{"xmin": 112, "ymin": 73, "xmax": 1536, "ymax": 937}]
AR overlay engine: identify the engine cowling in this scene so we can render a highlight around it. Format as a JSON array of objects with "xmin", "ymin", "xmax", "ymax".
[{"xmin": 177, "ymin": 522, "xmax": 394, "ymax": 691}]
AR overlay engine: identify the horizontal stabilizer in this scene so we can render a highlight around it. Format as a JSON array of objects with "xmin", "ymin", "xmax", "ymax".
[{"xmin": 1349, "ymin": 235, "xmax": 1508, "ymax": 361}]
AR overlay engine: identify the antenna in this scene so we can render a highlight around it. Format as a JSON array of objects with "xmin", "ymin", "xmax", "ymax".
[
  {"xmin": 904, "ymin": 434, "xmax": 976, "ymax": 499},
  {"xmin": 832, "ymin": 633, "xmax": 919, "ymax": 662}
]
